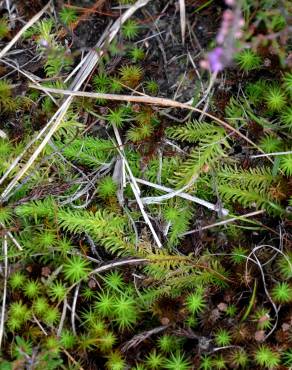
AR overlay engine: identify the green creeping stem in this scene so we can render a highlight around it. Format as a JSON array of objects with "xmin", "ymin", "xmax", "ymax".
[
  {"xmin": 241, "ymin": 279, "xmax": 257, "ymax": 322},
  {"xmin": 193, "ymin": 0, "xmax": 214, "ymax": 14}
]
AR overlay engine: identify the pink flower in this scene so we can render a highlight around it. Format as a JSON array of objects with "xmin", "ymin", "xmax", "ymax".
[
  {"xmin": 201, "ymin": 0, "xmax": 244, "ymax": 72},
  {"xmin": 208, "ymin": 47, "xmax": 224, "ymax": 72}
]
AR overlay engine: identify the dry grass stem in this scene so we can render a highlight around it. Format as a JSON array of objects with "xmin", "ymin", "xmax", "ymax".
[
  {"xmin": 28, "ymin": 84, "xmax": 268, "ymax": 156},
  {"xmin": 179, "ymin": 0, "xmax": 186, "ymax": 44},
  {"xmin": 181, "ymin": 209, "xmax": 265, "ymax": 236}
]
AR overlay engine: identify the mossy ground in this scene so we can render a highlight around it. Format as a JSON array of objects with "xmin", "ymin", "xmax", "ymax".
[{"xmin": 0, "ymin": 0, "xmax": 291, "ymax": 369}]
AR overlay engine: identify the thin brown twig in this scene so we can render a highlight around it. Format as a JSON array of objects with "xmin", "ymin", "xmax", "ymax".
[
  {"xmin": 28, "ymin": 84, "xmax": 269, "ymax": 158},
  {"xmin": 62, "ymin": 347, "xmax": 85, "ymax": 370}
]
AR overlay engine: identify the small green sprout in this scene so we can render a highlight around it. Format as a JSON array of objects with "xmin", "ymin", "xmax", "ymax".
[
  {"xmin": 145, "ymin": 350, "xmax": 165, "ymax": 369},
  {"xmin": 235, "ymin": 50, "xmax": 261, "ymax": 71},
  {"xmin": 281, "ymin": 107, "xmax": 292, "ymax": 130},
  {"xmin": 229, "ymin": 348, "xmax": 249, "ymax": 368},
  {"xmin": 98, "ymin": 177, "xmax": 118, "ymax": 198},
  {"xmin": 226, "ymin": 304, "xmax": 237, "ymax": 317},
  {"xmin": 0, "ymin": 206, "xmax": 12, "ymax": 225},
  {"xmin": 49, "ymin": 281, "xmax": 67, "ymax": 302},
  {"xmin": 185, "ymin": 291, "xmax": 206, "ymax": 314},
  {"xmin": 280, "ymin": 155, "xmax": 292, "ymax": 176},
  {"xmin": 212, "ymin": 355, "xmax": 227, "ymax": 369},
  {"xmin": 106, "ymin": 106, "xmax": 129, "ymax": 128},
  {"xmin": 214, "ymin": 328, "xmax": 232, "ymax": 346},
  {"xmin": 276, "ymin": 252, "xmax": 292, "ymax": 279},
  {"xmin": 259, "ymin": 135, "xmax": 283, "ymax": 153},
  {"xmin": 230, "ymin": 246, "xmax": 248, "ymax": 264},
  {"xmin": 59, "ymin": 7, "xmax": 78, "ymax": 26},
  {"xmin": 23, "ymin": 279, "xmax": 41, "ymax": 298},
  {"xmin": 82, "ymin": 286, "xmax": 95, "ymax": 301},
  {"xmin": 113, "ymin": 294, "xmax": 138, "ymax": 330},
  {"xmin": 8, "ymin": 301, "xmax": 31, "ymax": 330},
  {"xmin": 60, "ymin": 329, "xmax": 76, "ymax": 349},
  {"xmin": 283, "ymin": 349, "xmax": 292, "ymax": 367},
  {"xmin": 44, "ymin": 307, "xmax": 61, "ymax": 326},
  {"xmin": 93, "ymin": 72, "xmax": 111, "ymax": 92},
  {"xmin": 271, "ymin": 281, "xmax": 292, "ymax": 303},
  {"xmin": 245, "ymin": 80, "xmax": 267, "ymax": 104},
  {"xmin": 164, "ymin": 351, "xmax": 191, "ymax": 370},
  {"xmin": 253, "ymin": 307, "xmax": 272, "ymax": 330},
  {"xmin": 129, "ymin": 46, "xmax": 145, "ymax": 62},
  {"xmin": 185, "ymin": 315, "xmax": 198, "ymax": 328},
  {"xmin": 33, "ymin": 297, "xmax": 49, "ymax": 315},
  {"xmin": 264, "ymin": 85, "xmax": 287, "ymax": 112},
  {"xmin": 122, "ymin": 20, "xmax": 139, "ymax": 40},
  {"xmin": 109, "ymin": 78, "xmax": 123, "ymax": 93},
  {"xmin": 283, "ymin": 72, "xmax": 292, "ymax": 92},
  {"xmin": 145, "ymin": 79, "xmax": 159, "ymax": 95},
  {"xmin": 45, "ymin": 336, "xmax": 60, "ymax": 353},
  {"xmin": 12, "ymin": 336, "xmax": 33, "ymax": 358},
  {"xmin": 106, "ymin": 351, "xmax": 126, "ymax": 370},
  {"xmin": 120, "ymin": 65, "xmax": 143, "ymax": 87},
  {"xmin": 127, "ymin": 122, "xmax": 154, "ymax": 142},
  {"xmin": 157, "ymin": 334, "xmax": 181, "ymax": 353},
  {"xmin": 99, "ymin": 331, "xmax": 117, "ymax": 352},
  {"xmin": 63, "ymin": 255, "xmax": 90, "ymax": 283},
  {"xmin": 254, "ymin": 345, "xmax": 280, "ymax": 369},
  {"xmin": 199, "ymin": 354, "xmax": 213, "ymax": 370},
  {"xmin": 91, "ymin": 320, "xmax": 106, "ymax": 335},
  {"xmin": 81, "ymin": 307, "xmax": 96, "ymax": 326},
  {"xmin": 35, "ymin": 230, "xmax": 56, "ymax": 249},
  {"xmin": 104, "ymin": 271, "xmax": 125, "ymax": 291},
  {"xmin": 9, "ymin": 272, "xmax": 26, "ymax": 290},
  {"xmin": 95, "ymin": 291, "xmax": 115, "ymax": 317}
]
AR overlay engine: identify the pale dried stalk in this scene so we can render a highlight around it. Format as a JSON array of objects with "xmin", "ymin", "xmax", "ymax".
[
  {"xmin": 135, "ymin": 177, "xmax": 229, "ymax": 216},
  {"xmin": 0, "ymin": 130, "xmax": 7, "ymax": 139},
  {"xmin": 32, "ymin": 314, "xmax": 48, "ymax": 336},
  {"xmin": 71, "ymin": 284, "xmax": 79, "ymax": 335},
  {"xmin": 181, "ymin": 209, "xmax": 265, "ymax": 236},
  {"xmin": 179, "ymin": 0, "xmax": 186, "ymax": 44},
  {"xmin": 0, "ymin": 1, "xmax": 52, "ymax": 60},
  {"xmin": 57, "ymin": 297, "xmax": 67, "ymax": 337},
  {"xmin": 113, "ymin": 126, "xmax": 162, "ymax": 248},
  {"xmin": 6, "ymin": 230, "xmax": 23, "ymax": 251},
  {"xmin": 251, "ymin": 150, "xmax": 292, "ymax": 158},
  {"xmin": 28, "ymin": 84, "xmax": 266, "ymax": 153}
]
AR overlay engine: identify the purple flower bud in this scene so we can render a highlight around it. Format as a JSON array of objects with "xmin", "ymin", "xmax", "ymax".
[
  {"xmin": 223, "ymin": 9, "xmax": 234, "ymax": 21},
  {"xmin": 208, "ymin": 47, "xmax": 224, "ymax": 72},
  {"xmin": 200, "ymin": 1, "xmax": 244, "ymax": 72},
  {"xmin": 216, "ymin": 33, "xmax": 225, "ymax": 45},
  {"xmin": 39, "ymin": 38, "xmax": 49, "ymax": 48}
]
